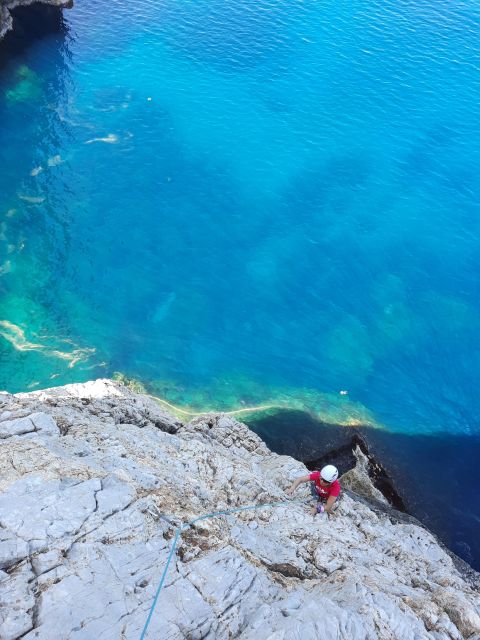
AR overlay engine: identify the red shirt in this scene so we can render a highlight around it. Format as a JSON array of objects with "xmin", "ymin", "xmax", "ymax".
[{"xmin": 310, "ymin": 471, "xmax": 341, "ymax": 501}]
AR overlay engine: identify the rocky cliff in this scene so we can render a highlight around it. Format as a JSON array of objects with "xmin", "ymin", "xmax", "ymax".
[
  {"xmin": 0, "ymin": 379, "xmax": 479, "ymax": 639},
  {"xmin": 0, "ymin": 0, "xmax": 71, "ymax": 41}
]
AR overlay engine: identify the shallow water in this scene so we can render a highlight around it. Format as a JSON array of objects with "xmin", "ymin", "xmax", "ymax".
[{"xmin": 1, "ymin": 0, "xmax": 479, "ymax": 566}]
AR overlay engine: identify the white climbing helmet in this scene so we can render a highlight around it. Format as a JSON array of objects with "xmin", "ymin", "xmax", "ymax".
[{"xmin": 320, "ymin": 464, "xmax": 338, "ymax": 483}]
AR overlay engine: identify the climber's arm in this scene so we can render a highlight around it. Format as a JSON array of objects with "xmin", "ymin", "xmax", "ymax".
[
  {"xmin": 324, "ymin": 494, "xmax": 337, "ymax": 514},
  {"xmin": 286, "ymin": 474, "xmax": 311, "ymax": 495}
]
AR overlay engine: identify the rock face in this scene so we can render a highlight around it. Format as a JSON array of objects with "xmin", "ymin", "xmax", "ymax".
[
  {"xmin": 340, "ymin": 445, "xmax": 390, "ymax": 505},
  {"xmin": 0, "ymin": 0, "xmax": 71, "ymax": 41},
  {"xmin": 0, "ymin": 379, "xmax": 479, "ymax": 640}
]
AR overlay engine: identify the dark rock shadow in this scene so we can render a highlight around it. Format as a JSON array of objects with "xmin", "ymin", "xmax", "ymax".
[
  {"xmin": 0, "ymin": 3, "xmax": 68, "ymax": 65},
  {"xmin": 246, "ymin": 408, "xmax": 480, "ymax": 572}
]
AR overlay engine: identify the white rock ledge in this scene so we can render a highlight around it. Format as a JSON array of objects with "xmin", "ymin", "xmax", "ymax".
[{"xmin": 0, "ymin": 379, "xmax": 479, "ymax": 640}]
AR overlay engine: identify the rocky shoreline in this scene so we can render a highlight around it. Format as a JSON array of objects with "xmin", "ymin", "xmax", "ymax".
[
  {"xmin": 1, "ymin": 379, "xmax": 479, "ymax": 639},
  {"xmin": 0, "ymin": 0, "xmax": 71, "ymax": 41}
]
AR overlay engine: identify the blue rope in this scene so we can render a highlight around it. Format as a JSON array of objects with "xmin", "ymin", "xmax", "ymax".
[{"xmin": 139, "ymin": 498, "xmax": 307, "ymax": 639}]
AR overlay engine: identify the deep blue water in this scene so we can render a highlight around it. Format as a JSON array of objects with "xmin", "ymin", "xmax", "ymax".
[{"xmin": 0, "ymin": 0, "xmax": 479, "ymax": 566}]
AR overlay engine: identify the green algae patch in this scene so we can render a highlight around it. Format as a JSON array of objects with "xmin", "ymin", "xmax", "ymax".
[
  {"xmin": 371, "ymin": 274, "xmax": 417, "ymax": 348},
  {"xmin": 323, "ymin": 315, "xmax": 375, "ymax": 386},
  {"xmin": 114, "ymin": 372, "xmax": 383, "ymax": 429},
  {"xmin": 419, "ymin": 292, "xmax": 480, "ymax": 337},
  {"xmin": 5, "ymin": 65, "xmax": 43, "ymax": 104},
  {"xmin": 113, "ymin": 372, "xmax": 148, "ymax": 395}
]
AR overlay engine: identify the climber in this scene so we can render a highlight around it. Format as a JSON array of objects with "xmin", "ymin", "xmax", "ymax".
[{"xmin": 286, "ymin": 464, "xmax": 340, "ymax": 516}]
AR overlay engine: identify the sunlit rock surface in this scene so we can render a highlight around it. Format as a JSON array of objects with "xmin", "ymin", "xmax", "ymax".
[{"xmin": 0, "ymin": 379, "xmax": 479, "ymax": 639}]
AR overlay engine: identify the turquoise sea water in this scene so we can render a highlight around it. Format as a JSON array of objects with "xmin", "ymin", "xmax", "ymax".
[{"xmin": 1, "ymin": 1, "xmax": 479, "ymax": 564}]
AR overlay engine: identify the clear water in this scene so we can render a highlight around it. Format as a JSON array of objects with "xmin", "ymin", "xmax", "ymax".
[{"xmin": 1, "ymin": 0, "xmax": 479, "ymax": 563}]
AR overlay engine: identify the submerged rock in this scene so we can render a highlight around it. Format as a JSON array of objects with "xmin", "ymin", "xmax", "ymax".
[
  {"xmin": 4, "ymin": 65, "xmax": 42, "ymax": 103},
  {"xmin": 0, "ymin": 379, "xmax": 479, "ymax": 639}
]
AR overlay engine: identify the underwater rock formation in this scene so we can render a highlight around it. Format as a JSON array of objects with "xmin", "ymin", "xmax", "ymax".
[
  {"xmin": 0, "ymin": 0, "xmax": 71, "ymax": 41},
  {"xmin": 0, "ymin": 379, "xmax": 479, "ymax": 639}
]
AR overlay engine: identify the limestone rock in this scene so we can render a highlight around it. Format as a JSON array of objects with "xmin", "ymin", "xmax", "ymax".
[
  {"xmin": 0, "ymin": 379, "xmax": 478, "ymax": 640},
  {"xmin": 0, "ymin": 411, "xmax": 59, "ymax": 439},
  {"xmin": 340, "ymin": 444, "xmax": 388, "ymax": 505},
  {"xmin": 0, "ymin": 562, "xmax": 35, "ymax": 640},
  {"xmin": 0, "ymin": 415, "xmax": 36, "ymax": 438}
]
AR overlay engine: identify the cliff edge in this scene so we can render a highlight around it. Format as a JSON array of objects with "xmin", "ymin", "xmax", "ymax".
[
  {"xmin": 1, "ymin": 379, "xmax": 479, "ymax": 639},
  {"xmin": 0, "ymin": 0, "xmax": 71, "ymax": 41}
]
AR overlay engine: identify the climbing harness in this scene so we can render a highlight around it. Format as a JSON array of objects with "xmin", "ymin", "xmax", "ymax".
[{"xmin": 139, "ymin": 498, "xmax": 307, "ymax": 639}]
